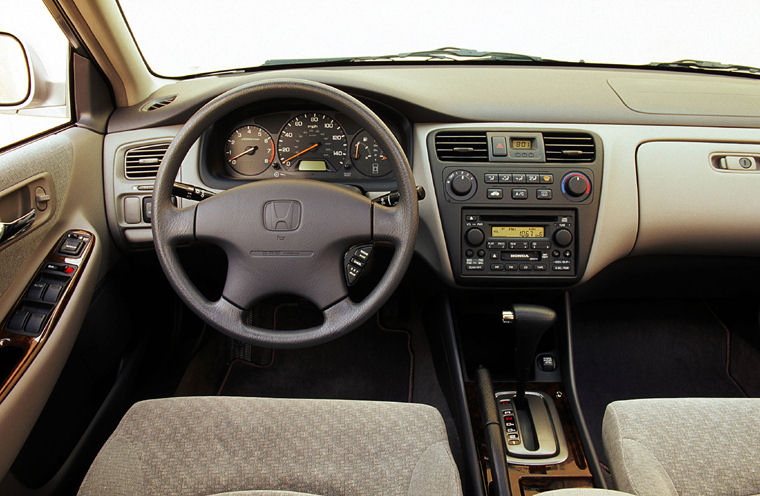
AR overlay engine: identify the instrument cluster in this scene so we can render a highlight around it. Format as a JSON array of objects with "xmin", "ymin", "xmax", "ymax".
[{"xmin": 202, "ymin": 106, "xmax": 409, "ymax": 191}]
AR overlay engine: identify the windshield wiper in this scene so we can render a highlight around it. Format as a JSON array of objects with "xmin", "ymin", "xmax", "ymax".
[
  {"xmin": 262, "ymin": 47, "xmax": 546, "ymax": 67},
  {"xmin": 649, "ymin": 59, "xmax": 760, "ymax": 75}
]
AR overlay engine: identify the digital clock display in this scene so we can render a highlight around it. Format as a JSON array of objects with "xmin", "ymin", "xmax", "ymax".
[
  {"xmin": 491, "ymin": 226, "xmax": 545, "ymax": 238},
  {"xmin": 511, "ymin": 138, "xmax": 533, "ymax": 150}
]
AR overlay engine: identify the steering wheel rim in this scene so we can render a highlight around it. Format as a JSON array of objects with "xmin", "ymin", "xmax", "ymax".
[{"xmin": 152, "ymin": 79, "xmax": 418, "ymax": 348}]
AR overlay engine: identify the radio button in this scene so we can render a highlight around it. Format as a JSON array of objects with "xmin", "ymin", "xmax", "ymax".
[
  {"xmin": 477, "ymin": 249, "xmax": 486, "ymax": 257},
  {"xmin": 511, "ymin": 188, "xmax": 528, "ymax": 200},
  {"xmin": 505, "ymin": 263, "xmax": 518, "ymax": 271},
  {"xmin": 499, "ymin": 173, "xmax": 511, "ymax": 184},
  {"xmin": 489, "ymin": 252, "xmax": 500, "ymax": 260},
  {"xmin": 534, "ymin": 263, "xmax": 547, "ymax": 271},
  {"xmin": 519, "ymin": 264, "xmax": 532, "ymax": 271},
  {"xmin": 465, "ymin": 249, "xmax": 474, "ymax": 257},
  {"xmin": 490, "ymin": 263, "xmax": 504, "ymax": 271},
  {"xmin": 485, "ymin": 173, "xmax": 498, "ymax": 183}
]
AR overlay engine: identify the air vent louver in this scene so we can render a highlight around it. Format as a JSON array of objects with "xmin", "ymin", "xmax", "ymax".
[
  {"xmin": 543, "ymin": 132, "xmax": 595, "ymax": 162},
  {"xmin": 435, "ymin": 131, "xmax": 488, "ymax": 162},
  {"xmin": 141, "ymin": 95, "xmax": 176, "ymax": 112},
  {"xmin": 124, "ymin": 142, "xmax": 170, "ymax": 179}
]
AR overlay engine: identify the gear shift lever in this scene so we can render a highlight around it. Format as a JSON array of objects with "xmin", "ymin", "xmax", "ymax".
[{"xmin": 503, "ymin": 304, "xmax": 557, "ymax": 407}]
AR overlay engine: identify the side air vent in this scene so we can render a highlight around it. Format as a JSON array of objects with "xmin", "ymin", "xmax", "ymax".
[
  {"xmin": 141, "ymin": 95, "xmax": 176, "ymax": 112},
  {"xmin": 435, "ymin": 131, "xmax": 488, "ymax": 162},
  {"xmin": 543, "ymin": 132, "xmax": 596, "ymax": 162},
  {"xmin": 124, "ymin": 142, "xmax": 170, "ymax": 179}
]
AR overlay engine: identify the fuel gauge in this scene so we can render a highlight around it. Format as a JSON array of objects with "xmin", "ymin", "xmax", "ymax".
[{"xmin": 350, "ymin": 130, "xmax": 392, "ymax": 177}]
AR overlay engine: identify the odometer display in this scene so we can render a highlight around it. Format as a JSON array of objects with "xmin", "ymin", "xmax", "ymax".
[{"xmin": 277, "ymin": 113, "xmax": 348, "ymax": 170}]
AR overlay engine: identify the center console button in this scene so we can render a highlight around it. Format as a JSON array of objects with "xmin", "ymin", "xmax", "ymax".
[
  {"xmin": 487, "ymin": 188, "xmax": 504, "ymax": 199},
  {"xmin": 512, "ymin": 174, "xmax": 526, "ymax": 183},
  {"xmin": 511, "ymin": 188, "xmax": 528, "ymax": 200},
  {"xmin": 498, "ymin": 173, "xmax": 511, "ymax": 183},
  {"xmin": 485, "ymin": 173, "xmax": 498, "ymax": 183}
]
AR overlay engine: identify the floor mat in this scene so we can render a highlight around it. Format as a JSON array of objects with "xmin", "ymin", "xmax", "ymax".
[
  {"xmin": 217, "ymin": 314, "xmax": 412, "ymax": 401},
  {"xmin": 571, "ymin": 299, "xmax": 751, "ymax": 463}
]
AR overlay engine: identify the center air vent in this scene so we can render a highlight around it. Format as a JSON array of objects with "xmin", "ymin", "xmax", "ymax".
[
  {"xmin": 141, "ymin": 95, "xmax": 176, "ymax": 112},
  {"xmin": 542, "ymin": 132, "xmax": 595, "ymax": 162},
  {"xmin": 124, "ymin": 142, "xmax": 170, "ymax": 179},
  {"xmin": 435, "ymin": 131, "xmax": 488, "ymax": 162}
]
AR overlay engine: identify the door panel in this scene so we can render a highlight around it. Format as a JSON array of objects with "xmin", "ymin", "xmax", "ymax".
[{"xmin": 0, "ymin": 126, "xmax": 114, "ymax": 479}]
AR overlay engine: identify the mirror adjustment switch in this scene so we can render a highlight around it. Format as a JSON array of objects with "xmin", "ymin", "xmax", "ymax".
[{"xmin": 58, "ymin": 237, "xmax": 84, "ymax": 256}]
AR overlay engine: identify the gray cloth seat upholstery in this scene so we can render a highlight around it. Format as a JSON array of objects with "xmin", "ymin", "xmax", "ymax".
[
  {"xmin": 78, "ymin": 396, "xmax": 462, "ymax": 496},
  {"xmin": 603, "ymin": 398, "xmax": 760, "ymax": 496}
]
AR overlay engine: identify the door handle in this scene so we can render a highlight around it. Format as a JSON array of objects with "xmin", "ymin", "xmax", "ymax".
[{"xmin": 0, "ymin": 210, "xmax": 36, "ymax": 246}]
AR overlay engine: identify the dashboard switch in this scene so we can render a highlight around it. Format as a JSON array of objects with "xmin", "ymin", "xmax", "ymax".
[{"xmin": 8, "ymin": 310, "xmax": 30, "ymax": 332}]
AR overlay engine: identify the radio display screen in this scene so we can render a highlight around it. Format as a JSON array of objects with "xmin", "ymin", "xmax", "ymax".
[{"xmin": 491, "ymin": 226, "xmax": 545, "ymax": 238}]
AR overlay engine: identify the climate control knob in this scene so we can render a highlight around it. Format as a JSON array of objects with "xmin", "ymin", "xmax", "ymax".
[
  {"xmin": 445, "ymin": 170, "xmax": 477, "ymax": 200},
  {"xmin": 465, "ymin": 228, "xmax": 485, "ymax": 246},
  {"xmin": 561, "ymin": 172, "xmax": 591, "ymax": 199}
]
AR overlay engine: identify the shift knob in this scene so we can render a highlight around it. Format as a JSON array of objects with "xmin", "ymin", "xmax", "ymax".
[{"xmin": 505, "ymin": 304, "xmax": 557, "ymax": 404}]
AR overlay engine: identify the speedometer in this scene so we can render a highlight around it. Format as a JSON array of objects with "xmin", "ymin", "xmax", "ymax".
[{"xmin": 277, "ymin": 113, "xmax": 349, "ymax": 171}]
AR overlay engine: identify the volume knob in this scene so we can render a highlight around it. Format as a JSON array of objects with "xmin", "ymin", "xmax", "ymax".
[{"xmin": 466, "ymin": 228, "xmax": 485, "ymax": 246}]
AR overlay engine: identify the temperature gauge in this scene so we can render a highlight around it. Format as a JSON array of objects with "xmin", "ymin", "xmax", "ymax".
[{"xmin": 350, "ymin": 130, "xmax": 392, "ymax": 177}]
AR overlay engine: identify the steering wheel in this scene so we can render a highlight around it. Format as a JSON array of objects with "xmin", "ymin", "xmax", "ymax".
[{"xmin": 152, "ymin": 79, "xmax": 418, "ymax": 348}]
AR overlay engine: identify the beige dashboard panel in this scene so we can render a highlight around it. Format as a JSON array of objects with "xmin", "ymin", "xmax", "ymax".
[
  {"xmin": 635, "ymin": 141, "xmax": 760, "ymax": 255},
  {"xmin": 609, "ymin": 78, "xmax": 760, "ymax": 117}
]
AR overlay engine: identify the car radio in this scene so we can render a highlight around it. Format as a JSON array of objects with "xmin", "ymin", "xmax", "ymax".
[{"xmin": 461, "ymin": 210, "xmax": 576, "ymax": 276}]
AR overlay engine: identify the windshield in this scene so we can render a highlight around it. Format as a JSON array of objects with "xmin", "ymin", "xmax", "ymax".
[{"xmin": 119, "ymin": 0, "xmax": 760, "ymax": 78}]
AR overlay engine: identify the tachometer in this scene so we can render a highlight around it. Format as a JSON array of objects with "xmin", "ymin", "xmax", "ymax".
[
  {"xmin": 224, "ymin": 125, "xmax": 275, "ymax": 176},
  {"xmin": 277, "ymin": 113, "xmax": 348, "ymax": 170}
]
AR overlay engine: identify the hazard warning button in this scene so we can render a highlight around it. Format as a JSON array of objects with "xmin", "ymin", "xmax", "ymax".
[{"xmin": 491, "ymin": 136, "xmax": 507, "ymax": 156}]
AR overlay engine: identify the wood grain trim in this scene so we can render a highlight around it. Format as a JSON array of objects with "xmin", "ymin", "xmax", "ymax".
[
  {"xmin": 466, "ymin": 381, "xmax": 594, "ymax": 496},
  {"xmin": 0, "ymin": 230, "xmax": 94, "ymax": 404}
]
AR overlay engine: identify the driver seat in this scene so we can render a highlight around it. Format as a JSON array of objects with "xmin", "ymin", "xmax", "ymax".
[{"xmin": 77, "ymin": 396, "xmax": 462, "ymax": 496}]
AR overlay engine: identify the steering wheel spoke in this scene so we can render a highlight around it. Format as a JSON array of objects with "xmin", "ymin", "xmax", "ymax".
[
  {"xmin": 163, "ymin": 205, "xmax": 197, "ymax": 244},
  {"xmin": 373, "ymin": 204, "xmax": 405, "ymax": 245}
]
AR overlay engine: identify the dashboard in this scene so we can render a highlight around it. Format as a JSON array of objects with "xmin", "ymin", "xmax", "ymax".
[{"xmin": 102, "ymin": 65, "xmax": 760, "ymax": 287}]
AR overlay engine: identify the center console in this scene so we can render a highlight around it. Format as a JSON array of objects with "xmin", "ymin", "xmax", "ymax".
[{"xmin": 428, "ymin": 128, "xmax": 603, "ymax": 285}]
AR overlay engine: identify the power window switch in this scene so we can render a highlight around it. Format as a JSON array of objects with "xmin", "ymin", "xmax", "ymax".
[
  {"xmin": 27, "ymin": 280, "xmax": 47, "ymax": 300},
  {"xmin": 24, "ymin": 312, "xmax": 47, "ymax": 336},
  {"xmin": 42, "ymin": 284, "xmax": 65, "ymax": 303},
  {"xmin": 8, "ymin": 310, "xmax": 30, "ymax": 331}
]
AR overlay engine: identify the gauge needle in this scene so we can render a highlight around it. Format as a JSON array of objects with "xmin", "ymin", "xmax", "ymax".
[
  {"xmin": 228, "ymin": 145, "xmax": 258, "ymax": 162},
  {"xmin": 354, "ymin": 143, "xmax": 360, "ymax": 159},
  {"xmin": 282, "ymin": 143, "xmax": 318, "ymax": 164}
]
